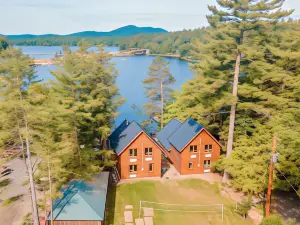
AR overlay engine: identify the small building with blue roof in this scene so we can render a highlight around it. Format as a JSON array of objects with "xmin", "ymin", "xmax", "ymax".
[
  {"xmin": 47, "ymin": 172, "xmax": 109, "ymax": 225},
  {"xmin": 108, "ymin": 120, "xmax": 164, "ymax": 179},
  {"xmin": 156, "ymin": 118, "xmax": 221, "ymax": 175}
]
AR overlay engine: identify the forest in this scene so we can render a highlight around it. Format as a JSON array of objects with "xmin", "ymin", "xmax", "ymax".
[
  {"xmin": 0, "ymin": 40, "xmax": 124, "ymax": 224},
  {"xmin": 6, "ymin": 28, "xmax": 206, "ymax": 58}
]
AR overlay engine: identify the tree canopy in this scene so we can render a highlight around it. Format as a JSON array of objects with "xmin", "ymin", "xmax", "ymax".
[{"xmin": 165, "ymin": 16, "xmax": 300, "ymax": 194}]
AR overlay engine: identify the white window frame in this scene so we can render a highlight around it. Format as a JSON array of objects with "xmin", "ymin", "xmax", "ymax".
[
  {"xmin": 129, "ymin": 165, "xmax": 138, "ymax": 173},
  {"xmin": 145, "ymin": 147, "xmax": 153, "ymax": 156},
  {"xmin": 189, "ymin": 145, "xmax": 198, "ymax": 153},
  {"xmin": 149, "ymin": 163, "xmax": 154, "ymax": 172},
  {"xmin": 129, "ymin": 148, "xmax": 137, "ymax": 157},
  {"xmin": 204, "ymin": 160, "xmax": 211, "ymax": 168},
  {"xmin": 204, "ymin": 144, "xmax": 213, "ymax": 152}
]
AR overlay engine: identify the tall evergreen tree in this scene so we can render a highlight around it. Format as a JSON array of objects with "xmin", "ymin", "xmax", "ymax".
[
  {"xmin": 143, "ymin": 56, "xmax": 175, "ymax": 129},
  {"xmin": 0, "ymin": 47, "xmax": 40, "ymax": 225},
  {"xmin": 206, "ymin": 0, "xmax": 294, "ymax": 183},
  {"xmin": 165, "ymin": 20, "xmax": 299, "ymax": 194},
  {"xmin": 51, "ymin": 43, "xmax": 121, "ymax": 171}
]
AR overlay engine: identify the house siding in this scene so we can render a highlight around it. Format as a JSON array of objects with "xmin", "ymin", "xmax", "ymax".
[
  {"xmin": 51, "ymin": 221, "xmax": 103, "ymax": 225},
  {"xmin": 180, "ymin": 130, "xmax": 220, "ymax": 175},
  {"xmin": 168, "ymin": 145, "xmax": 182, "ymax": 174},
  {"xmin": 117, "ymin": 132, "xmax": 162, "ymax": 179}
]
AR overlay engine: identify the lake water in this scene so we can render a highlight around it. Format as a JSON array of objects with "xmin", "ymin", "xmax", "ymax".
[{"xmin": 18, "ymin": 46, "xmax": 194, "ymax": 128}]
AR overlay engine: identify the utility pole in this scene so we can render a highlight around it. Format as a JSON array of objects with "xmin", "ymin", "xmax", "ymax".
[{"xmin": 266, "ymin": 136, "xmax": 277, "ymax": 217}]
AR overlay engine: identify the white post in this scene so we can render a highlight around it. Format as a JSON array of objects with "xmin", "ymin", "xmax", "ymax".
[
  {"xmin": 139, "ymin": 201, "xmax": 142, "ymax": 218},
  {"xmin": 221, "ymin": 204, "xmax": 224, "ymax": 222}
]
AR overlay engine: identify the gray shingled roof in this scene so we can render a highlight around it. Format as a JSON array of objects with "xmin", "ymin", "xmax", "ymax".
[
  {"xmin": 109, "ymin": 120, "xmax": 143, "ymax": 155},
  {"xmin": 168, "ymin": 118, "xmax": 203, "ymax": 152},
  {"xmin": 156, "ymin": 119, "xmax": 182, "ymax": 151},
  {"xmin": 49, "ymin": 172, "xmax": 109, "ymax": 221}
]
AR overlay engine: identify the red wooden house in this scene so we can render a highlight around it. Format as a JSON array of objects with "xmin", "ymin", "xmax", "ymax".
[
  {"xmin": 156, "ymin": 118, "xmax": 221, "ymax": 175},
  {"xmin": 108, "ymin": 120, "xmax": 164, "ymax": 179}
]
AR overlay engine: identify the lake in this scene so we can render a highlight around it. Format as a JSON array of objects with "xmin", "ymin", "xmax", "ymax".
[{"xmin": 18, "ymin": 46, "xmax": 194, "ymax": 128}]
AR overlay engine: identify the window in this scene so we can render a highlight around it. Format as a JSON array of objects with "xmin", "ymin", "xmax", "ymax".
[
  {"xmin": 188, "ymin": 162, "xmax": 193, "ymax": 169},
  {"xmin": 204, "ymin": 144, "xmax": 213, "ymax": 152},
  {"xmin": 129, "ymin": 148, "xmax": 137, "ymax": 156},
  {"xmin": 189, "ymin": 145, "xmax": 198, "ymax": 153},
  {"xmin": 145, "ymin": 147, "xmax": 153, "ymax": 156},
  {"xmin": 129, "ymin": 165, "xmax": 137, "ymax": 172},
  {"xmin": 149, "ymin": 163, "xmax": 154, "ymax": 172},
  {"xmin": 204, "ymin": 160, "xmax": 211, "ymax": 168}
]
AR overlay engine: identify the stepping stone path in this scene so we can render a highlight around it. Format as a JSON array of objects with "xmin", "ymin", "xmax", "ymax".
[
  {"xmin": 144, "ymin": 217, "xmax": 154, "ymax": 225},
  {"xmin": 143, "ymin": 207, "xmax": 154, "ymax": 217},
  {"xmin": 124, "ymin": 211, "xmax": 133, "ymax": 223},
  {"xmin": 135, "ymin": 218, "xmax": 145, "ymax": 225},
  {"xmin": 125, "ymin": 205, "xmax": 134, "ymax": 210},
  {"xmin": 124, "ymin": 205, "xmax": 154, "ymax": 225}
]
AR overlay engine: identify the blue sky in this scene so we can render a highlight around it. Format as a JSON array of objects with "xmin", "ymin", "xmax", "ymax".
[{"xmin": 1, "ymin": 0, "xmax": 299, "ymax": 35}]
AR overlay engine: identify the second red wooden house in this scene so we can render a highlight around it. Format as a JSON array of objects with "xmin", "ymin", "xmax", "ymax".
[{"xmin": 156, "ymin": 118, "xmax": 221, "ymax": 175}]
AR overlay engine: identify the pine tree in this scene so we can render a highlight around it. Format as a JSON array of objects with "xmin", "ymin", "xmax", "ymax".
[
  {"xmin": 51, "ymin": 43, "xmax": 120, "ymax": 172},
  {"xmin": 0, "ymin": 47, "xmax": 40, "ymax": 225},
  {"xmin": 206, "ymin": 0, "xmax": 294, "ymax": 183},
  {"xmin": 165, "ymin": 19, "xmax": 299, "ymax": 194},
  {"xmin": 143, "ymin": 56, "xmax": 175, "ymax": 129}
]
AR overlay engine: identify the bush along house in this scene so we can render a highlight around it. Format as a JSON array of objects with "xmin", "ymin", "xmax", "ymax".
[
  {"xmin": 108, "ymin": 120, "xmax": 164, "ymax": 179},
  {"xmin": 156, "ymin": 118, "xmax": 221, "ymax": 175}
]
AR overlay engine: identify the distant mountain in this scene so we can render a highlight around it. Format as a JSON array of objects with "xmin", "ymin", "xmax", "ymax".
[{"xmin": 4, "ymin": 25, "xmax": 168, "ymax": 39}]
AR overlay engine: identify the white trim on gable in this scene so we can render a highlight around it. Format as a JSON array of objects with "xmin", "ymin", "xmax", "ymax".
[
  {"xmin": 179, "ymin": 128, "xmax": 222, "ymax": 152},
  {"xmin": 117, "ymin": 131, "xmax": 165, "ymax": 156}
]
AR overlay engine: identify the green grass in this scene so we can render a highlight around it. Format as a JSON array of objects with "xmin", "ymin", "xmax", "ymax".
[
  {"xmin": 105, "ymin": 179, "xmax": 253, "ymax": 225},
  {"xmin": 2, "ymin": 194, "xmax": 23, "ymax": 206}
]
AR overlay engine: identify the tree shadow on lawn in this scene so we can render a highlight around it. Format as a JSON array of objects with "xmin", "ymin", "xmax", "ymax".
[
  {"xmin": 105, "ymin": 184, "xmax": 117, "ymax": 225},
  {"xmin": 272, "ymin": 190, "xmax": 300, "ymax": 224}
]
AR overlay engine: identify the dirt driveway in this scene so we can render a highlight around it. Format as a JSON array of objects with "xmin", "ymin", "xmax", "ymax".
[{"xmin": 0, "ymin": 156, "xmax": 40, "ymax": 225}]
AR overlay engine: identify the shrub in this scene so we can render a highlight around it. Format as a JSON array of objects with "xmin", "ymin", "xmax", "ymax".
[
  {"xmin": 236, "ymin": 196, "xmax": 253, "ymax": 219},
  {"xmin": 259, "ymin": 216, "xmax": 296, "ymax": 225}
]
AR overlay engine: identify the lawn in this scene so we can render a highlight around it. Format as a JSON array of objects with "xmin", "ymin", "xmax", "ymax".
[{"xmin": 105, "ymin": 179, "xmax": 253, "ymax": 225}]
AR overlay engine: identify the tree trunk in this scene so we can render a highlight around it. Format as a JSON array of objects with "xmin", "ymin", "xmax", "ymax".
[
  {"xmin": 47, "ymin": 157, "xmax": 53, "ymax": 225},
  {"xmin": 160, "ymin": 80, "xmax": 164, "ymax": 129},
  {"xmin": 25, "ymin": 131, "xmax": 40, "ymax": 225},
  {"xmin": 222, "ymin": 52, "xmax": 241, "ymax": 183}
]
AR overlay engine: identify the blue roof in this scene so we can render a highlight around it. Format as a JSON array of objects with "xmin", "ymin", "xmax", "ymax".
[
  {"xmin": 168, "ymin": 118, "xmax": 203, "ymax": 152},
  {"xmin": 49, "ymin": 172, "xmax": 109, "ymax": 221},
  {"xmin": 156, "ymin": 119, "xmax": 182, "ymax": 151},
  {"xmin": 109, "ymin": 120, "xmax": 143, "ymax": 155}
]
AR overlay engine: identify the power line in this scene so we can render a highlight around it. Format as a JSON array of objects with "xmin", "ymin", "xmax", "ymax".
[{"xmin": 274, "ymin": 165, "xmax": 299, "ymax": 197}]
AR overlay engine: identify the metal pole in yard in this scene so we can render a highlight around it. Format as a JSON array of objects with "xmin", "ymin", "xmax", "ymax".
[
  {"xmin": 139, "ymin": 201, "xmax": 142, "ymax": 218},
  {"xmin": 222, "ymin": 204, "xmax": 224, "ymax": 222}
]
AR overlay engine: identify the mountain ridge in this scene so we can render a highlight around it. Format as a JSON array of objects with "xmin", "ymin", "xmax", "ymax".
[{"xmin": 3, "ymin": 25, "xmax": 168, "ymax": 39}]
